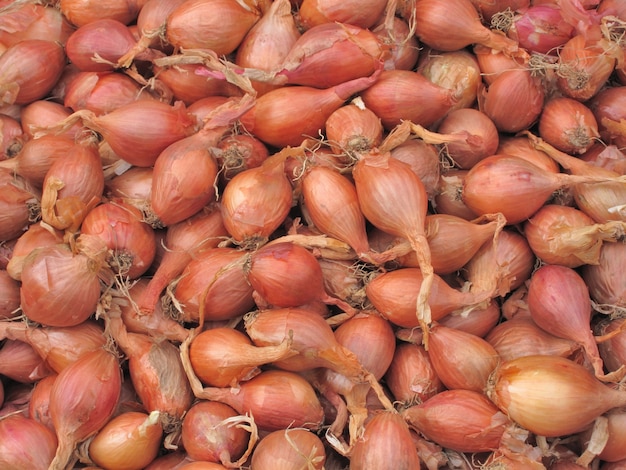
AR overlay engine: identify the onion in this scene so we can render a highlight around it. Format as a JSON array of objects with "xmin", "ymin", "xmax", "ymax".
[
  {"xmin": 325, "ymin": 100, "xmax": 383, "ymax": 158},
  {"xmin": 220, "ymin": 151, "xmax": 293, "ymax": 246},
  {"xmin": 359, "ymin": 69, "xmax": 457, "ymax": 130},
  {"xmin": 188, "ymin": 327, "xmax": 295, "ymax": 388},
  {"xmin": 588, "ymin": 85, "xmax": 626, "ymax": 150},
  {"xmin": 152, "ymin": 63, "xmax": 242, "ymax": 105},
  {"xmin": 19, "ymin": 241, "xmax": 108, "ymax": 327},
  {"xmin": 240, "ymin": 72, "xmax": 379, "ymax": 148},
  {"xmin": 486, "ymin": 316, "xmax": 580, "ymax": 362},
  {"xmin": 0, "ymin": 168, "xmax": 36, "ymax": 244},
  {"xmin": 105, "ymin": 166, "xmax": 153, "ymax": 213},
  {"xmin": 180, "ymin": 400, "xmax": 255, "ymax": 467},
  {"xmin": 538, "ymin": 97, "xmax": 600, "ymax": 155},
  {"xmin": 365, "ymin": 268, "xmax": 492, "ymax": 328},
  {"xmin": 65, "ymin": 18, "xmax": 161, "ymax": 73},
  {"xmin": 582, "ymin": 241, "xmax": 626, "ymax": 310},
  {"xmin": 437, "ymin": 299, "xmax": 501, "ymax": 338},
  {"xmin": 116, "ymin": 279, "xmax": 189, "ymax": 342},
  {"xmin": 430, "ymin": 108, "xmax": 499, "ymax": 169},
  {"xmin": 234, "ymin": 0, "xmax": 300, "ymax": 95},
  {"xmin": 258, "ymin": 22, "xmax": 386, "ymax": 89},
  {"xmin": 172, "ymin": 247, "xmax": 253, "ymax": 323},
  {"xmin": 212, "ymin": 133, "xmax": 269, "ymax": 183},
  {"xmin": 0, "ymin": 269, "xmax": 19, "ymax": 319},
  {"xmin": 81, "ymin": 201, "xmax": 156, "ymax": 279},
  {"xmin": 504, "ymin": 4, "xmax": 575, "ymax": 54},
  {"xmin": 427, "ymin": 323, "xmax": 499, "ymax": 392},
  {"xmin": 353, "ymin": 147, "xmax": 435, "ymax": 339},
  {"xmin": 556, "ymin": 31, "xmax": 617, "ymax": 101},
  {"xmin": 524, "ymin": 204, "xmax": 626, "ymax": 267},
  {"xmin": 470, "ymin": 0, "xmax": 530, "ymax": 22},
  {"xmin": 115, "ymin": 0, "xmax": 188, "ymax": 67},
  {"xmin": 0, "ymin": 3, "xmax": 74, "ymax": 47},
  {"xmin": 0, "ymin": 39, "xmax": 66, "ymax": 106},
  {"xmin": 433, "ymin": 169, "xmax": 478, "ymax": 220},
  {"xmin": 350, "ymin": 411, "xmax": 421, "ymax": 469},
  {"xmin": 0, "ymin": 135, "xmax": 76, "ymax": 189},
  {"xmin": 150, "ymin": 95, "xmax": 254, "ymax": 226},
  {"xmin": 389, "ymin": 137, "xmax": 440, "ymax": 200},
  {"xmin": 478, "ymin": 63, "xmax": 545, "ymax": 133},
  {"xmin": 579, "ymin": 408, "xmax": 626, "ymax": 463},
  {"xmin": 48, "ymin": 100, "xmax": 197, "ymax": 168},
  {"xmin": 300, "ymin": 165, "xmax": 386, "ymax": 265},
  {"xmin": 250, "ymin": 428, "xmax": 326, "ymax": 470},
  {"xmin": 402, "ymin": 389, "xmax": 512, "ymax": 453},
  {"xmin": 5, "ymin": 221, "xmax": 64, "ymax": 281},
  {"xmin": 419, "ymin": 213, "xmax": 505, "ymax": 275},
  {"xmin": 29, "ymin": 373, "xmax": 57, "ymax": 429},
  {"xmin": 497, "ymin": 135, "xmax": 560, "ymax": 174},
  {"xmin": 418, "ymin": 48, "xmax": 482, "ymax": 111},
  {"xmin": 0, "ymin": 114, "xmax": 23, "ymax": 159},
  {"xmin": 297, "ymin": 0, "xmax": 387, "ymax": 29},
  {"xmin": 461, "ymin": 154, "xmax": 615, "ymax": 224},
  {"xmin": 464, "ymin": 228, "xmax": 535, "ymax": 298},
  {"xmin": 64, "ymin": 71, "xmax": 159, "ymax": 115},
  {"xmin": 574, "ymin": 179, "xmax": 626, "ymax": 223},
  {"xmin": 487, "ymin": 355, "xmax": 626, "ymax": 437},
  {"xmin": 244, "ymin": 307, "xmax": 393, "ymax": 409},
  {"xmin": 528, "ymin": 263, "xmax": 617, "ymax": 381},
  {"xmin": 414, "ymin": 0, "xmax": 521, "ymax": 53},
  {"xmin": 166, "ymin": 0, "xmax": 261, "ymax": 55},
  {"xmin": 0, "ymin": 320, "xmax": 107, "ymax": 374},
  {"xmin": 105, "ymin": 311, "xmax": 193, "ymax": 430},
  {"xmin": 20, "ymin": 100, "xmax": 83, "ymax": 140},
  {"xmin": 89, "ymin": 411, "xmax": 163, "ymax": 470},
  {"xmin": 384, "ymin": 342, "xmax": 444, "ymax": 405},
  {"xmin": 0, "ymin": 414, "xmax": 58, "ymax": 470},
  {"xmin": 49, "ymin": 348, "xmax": 122, "ymax": 470},
  {"xmin": 135, "ymin": 206, "xmax": 228, "ymax": 315},
  {"xmin": 189, "ymin": 369, "xmax": 325, "ymax": 431},
  {"xmin": 372, "ymin": 16, "xmax": 419, "ymax": 71},
  {"xmin": 247, "ymin": 241, "xmax": 358, "ymax": 315},
  {"xmin": 179, "ymin": 463, "xmax": 228, "ymax": 470},
  {"xmin": 0, "ymin": 338, "xmax": 53, "ymax": 383},
  {"xmin": 59, "ymin": 0, "xmax": 144, "ymax": 27},
  {"xmin": 40, "ymin": 138, "xmax": 104, "ymax": 233}
]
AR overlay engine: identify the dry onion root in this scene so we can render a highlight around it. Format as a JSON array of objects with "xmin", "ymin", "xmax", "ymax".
[{"xmin": 5, "ymin": 0, "xmax": 626, "ymax": 468}]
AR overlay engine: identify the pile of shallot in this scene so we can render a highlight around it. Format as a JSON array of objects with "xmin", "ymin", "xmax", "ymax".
[{"xmin": 2, "ymin": 0, "xmax": 626, "ymax": 468}]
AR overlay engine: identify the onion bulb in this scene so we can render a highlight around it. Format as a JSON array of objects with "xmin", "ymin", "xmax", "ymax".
[{"xmin": 487, "ymin": 355, "xmax": 626, "ymax": 437}]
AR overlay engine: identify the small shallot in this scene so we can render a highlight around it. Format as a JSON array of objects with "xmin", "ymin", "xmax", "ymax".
[{"xmin": 487, "ymin": 355, "xmax": 626, "ymax": 437}]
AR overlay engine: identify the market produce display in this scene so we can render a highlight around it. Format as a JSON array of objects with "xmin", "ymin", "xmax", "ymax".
[{"xmin": 2, "ymin": 0, "xmax": 626, "ymax": 468}]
